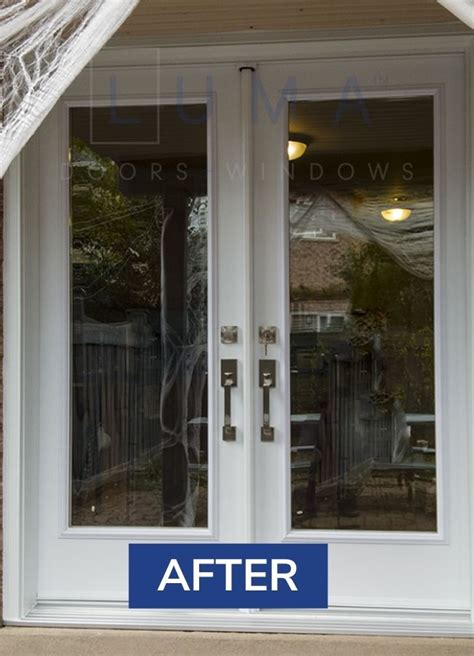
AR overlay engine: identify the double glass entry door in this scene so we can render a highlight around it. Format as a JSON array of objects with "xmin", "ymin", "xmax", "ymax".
[{"xmin": 36, "ymin": 53, "xmax": 469, "ymax": 616}]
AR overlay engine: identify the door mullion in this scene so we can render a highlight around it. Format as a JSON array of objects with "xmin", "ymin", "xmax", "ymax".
[{"xmin": 240, "ymin": 65, "xmax": 257, "ymax": 543}]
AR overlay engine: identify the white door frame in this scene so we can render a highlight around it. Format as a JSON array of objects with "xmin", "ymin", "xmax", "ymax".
[{"xmin": 3, "ymin": 34, "xmax": 474, "ymax": 636}]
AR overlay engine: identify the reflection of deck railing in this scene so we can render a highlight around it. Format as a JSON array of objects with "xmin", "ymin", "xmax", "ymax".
[
  {"xmin": 291, "ymin": 312, "xmax": 347, "ymax": 334},
  {"xmin": 291, "ymin": 412, "xmax": 435, "ymax": 424},
  {"xmin": 291, "ymin": 413, "xmax": 436, "ymax": 489}
]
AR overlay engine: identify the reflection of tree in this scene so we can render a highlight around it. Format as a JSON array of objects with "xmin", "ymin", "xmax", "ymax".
[
  {"xmin": 290, "ymin": 283, "xmax": 346, "ymax": 302},
  {"xmin": 71, "ymin": 138, "xmax": 163, "ymax": 321},
  {"xmin": 341, "ymin": 242, "xmax": 434, "ymax": 413}
]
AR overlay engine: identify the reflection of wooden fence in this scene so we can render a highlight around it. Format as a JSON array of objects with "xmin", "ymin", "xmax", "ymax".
[
  {"xmin": 71, "ymin": 310, "xmax": 208, "ymax": 495},
  {"xmin": 292, "ymin": 348, "xmax": 400, "ymax": 491},
  {"xmin": 329, "ymin": 353, "xmax": 397, "ymax": 476},
  {"xmin": 72, "ymin": 339, "xmax": 162, "ymax": 486}
]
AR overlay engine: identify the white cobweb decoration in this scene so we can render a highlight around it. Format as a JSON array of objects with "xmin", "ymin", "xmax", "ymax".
[{"xmin": 0, "ymin": 0, "xmax": 139, "ymax": 178}]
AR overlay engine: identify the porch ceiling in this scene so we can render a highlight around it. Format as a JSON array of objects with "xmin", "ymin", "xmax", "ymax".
[{"xmin": 117, "ymin": 0, "xmax": 462, "ymax": 38}]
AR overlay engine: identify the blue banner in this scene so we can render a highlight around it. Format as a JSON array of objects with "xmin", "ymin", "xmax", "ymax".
[{"xmin": 129, "ymin": 543, "xmax": 328, "ymax": 609}]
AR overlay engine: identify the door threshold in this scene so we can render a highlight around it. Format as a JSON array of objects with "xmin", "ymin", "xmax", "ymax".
[{"xmin": 9, "ymin": 601, "xmax": 473, "ymax": 637}]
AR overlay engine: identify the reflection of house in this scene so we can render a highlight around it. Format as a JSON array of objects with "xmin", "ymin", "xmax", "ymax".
[
  {"xmin": 290, "ymin": 231, "xmax": 354, "ymax": 292},
  {"xmin": 291, "ymin": 299, "xmax": 349, "ymax": 333},
  {"xmin": 290, "ymin": 214, "xmax": 353, "ymax": 334}
]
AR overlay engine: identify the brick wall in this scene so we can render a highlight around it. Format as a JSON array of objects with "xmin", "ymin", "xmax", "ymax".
[
  {"xmin": 290, "ymin": 235, "xmax": 353, "ymax": 293},
  {"xmin": 0, "ymin": 177, "xmax": 3, "ymax": 624}
]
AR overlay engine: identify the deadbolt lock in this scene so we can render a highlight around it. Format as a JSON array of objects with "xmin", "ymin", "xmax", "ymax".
[
  {"xmin": 220, "ymin": 325, "xmax": 238, "ymax": 344},
  {"xmin": 259, "ymin": 326, "xmax": 277, "ymax": 355}
]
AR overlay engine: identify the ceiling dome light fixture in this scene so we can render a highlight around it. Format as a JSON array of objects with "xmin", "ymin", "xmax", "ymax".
[
  {"xmin": 380, "ymin": 208, "xmax": 412, "ymax": 223},
  {"xmin": 288, "ymin": 140, "xmax": 307, "ymax": 161}
]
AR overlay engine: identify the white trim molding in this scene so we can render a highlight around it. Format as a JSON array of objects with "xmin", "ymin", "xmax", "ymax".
[
  {"xmin": 466, "ymin": 32, "xmax": 474, "ymax": 634},
  {"xmin": 3, "ymin": 156, "xmax": 25, "ymax": 622},
  {"xmin": 96, "ymin": 34, "xmax": 474, "ymax": 69}
]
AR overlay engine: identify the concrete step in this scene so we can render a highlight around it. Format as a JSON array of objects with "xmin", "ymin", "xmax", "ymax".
[{"xmin": 0, "ymin": 628, "xmax": 472, "ymax": 656}]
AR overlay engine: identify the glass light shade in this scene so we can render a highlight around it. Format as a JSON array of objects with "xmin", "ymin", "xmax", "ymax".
[
  {"xmin": 380, "ymin": 208, "xmax": 412, "ymax": 222},
  {"xmin": 288, "ymin": 140, "xmax": 307, "ymax": 161}
]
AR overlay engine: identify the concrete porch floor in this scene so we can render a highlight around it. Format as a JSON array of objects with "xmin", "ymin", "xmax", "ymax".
[{"xmin": 0, "ymin": 628, "xmax": 471, "ymax": 656}]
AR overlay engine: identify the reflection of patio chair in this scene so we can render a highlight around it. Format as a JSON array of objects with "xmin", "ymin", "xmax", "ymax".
[
  {"xmin": 291, "ymin": 408, "xmax": 374, "ymax": 517},
  {"xmin": 293, "ymin": 410, "xmax": 436, "ymax": 519},
  {"xmin": 290, "ymin": 413, "xmax": 321, "ymax": 511}
]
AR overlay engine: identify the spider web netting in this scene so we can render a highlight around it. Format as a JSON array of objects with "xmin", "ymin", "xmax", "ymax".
[
  {"xmin": 0, "ymin": 0, "xmax": 139, "ymax": 178},
  {"xmin": 290, "ymin": 186, "xmax": 434, "ymax": 280}
]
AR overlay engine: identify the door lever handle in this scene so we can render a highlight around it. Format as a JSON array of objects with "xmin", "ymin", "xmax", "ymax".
[
  {"xmin": 221, "ymin": 359, "xmax": 237, "ymax": 441},
  {"xmin": 259, "ymin": 360, "xmax": 276, "ymax": 441}
]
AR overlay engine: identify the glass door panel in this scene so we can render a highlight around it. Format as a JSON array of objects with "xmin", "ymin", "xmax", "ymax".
[
  {"xmin": 70, "ymin": 104, "xmax": 209, "ymax": 528},
  {"xmin": 288, "ymin": 97, "xmax": 436, "ymax": 532}
]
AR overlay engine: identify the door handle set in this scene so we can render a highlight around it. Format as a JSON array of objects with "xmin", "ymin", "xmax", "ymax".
[
  {"xmin": 220, "ymin": 326, "xmax": 276, "ymax": 442},
  {"xmin": 221, "ymin": 359, "xmax": 238, "ymax": 441},
  {"xmin": 259, "ymin": 359, "xmax": 276, "ymax": 442}
]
